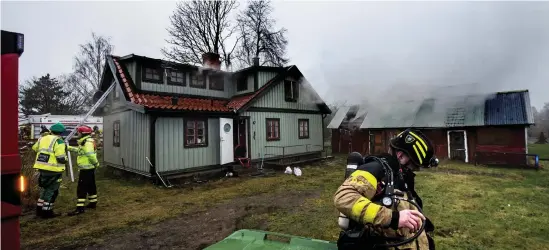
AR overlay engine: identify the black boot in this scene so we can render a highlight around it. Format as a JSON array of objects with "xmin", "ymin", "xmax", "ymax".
[
  {"xmin": 86, "ymin": 202, "xmax": 97, "ymax": 209},
  {"xmin": 67, "ymin": 207, "xmax": 85, "ymax": 216},
  {"xmin": 41, "ymin": 210, "xmax": 61, "ymax": 219},
  {"xmin": 36, "ymin": 206, "xmax": 43, "ymax": 217}
]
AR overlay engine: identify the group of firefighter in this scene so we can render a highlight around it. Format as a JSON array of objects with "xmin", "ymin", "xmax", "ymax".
[{"xmin": 32, "ymin": 123, "xmax": 100, "ymax": 219}]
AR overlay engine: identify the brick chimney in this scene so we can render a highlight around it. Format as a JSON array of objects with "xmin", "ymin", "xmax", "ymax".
[
  {"xmin": 253, "ymin": 57, "xmax": 259, "ymax": 66},
  {"xmin": 202, "ymin": 52, "xmax": 221, "ymax": 70}
]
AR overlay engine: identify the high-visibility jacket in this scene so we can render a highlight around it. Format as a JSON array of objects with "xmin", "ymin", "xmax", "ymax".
[
  {"xmin": 68, "ymin": 135, "xmax": 98, "ymax": 170},
  {"xmin": 32, "ymin": 134, "xmax": 67, "ymax": 173}
]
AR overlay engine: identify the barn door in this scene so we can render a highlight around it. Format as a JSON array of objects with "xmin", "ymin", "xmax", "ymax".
[
  {"xmin": 448, "ymin": 131, "xmax": 468, "ymax": 162},
  {"xmin": 219, "ymin": 118, "xmax": 234, "ymax": 165}
]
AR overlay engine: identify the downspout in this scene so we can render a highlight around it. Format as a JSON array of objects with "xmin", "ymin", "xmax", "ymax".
[{"xmin": 149, "ymin": 115, "xmax": 158, "ymax": 181}]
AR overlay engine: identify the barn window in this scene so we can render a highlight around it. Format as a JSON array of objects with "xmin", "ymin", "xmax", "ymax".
[
  {"xmin": 143, "ymin": 67, "xmax": 163, "ymax": 83},
  {"xmin": 168, "ymin": 70, "xmax": 185, "ymax": 86},
  {"xmin": 190, "ymin": 71, "xmax": 206, "ymax": 88},
  {"xmin": 209, "ymin": 74, "xmax": 225, "ymax": 91},
  {"xmin": 184, "ymin": 118, "xmax": 208, "ymax": 147},
  {"xmin": 113, "ymin": 120, "xmax": 120, "ymax": 147},
  {"xmin": 284, "ymin": 80, "xmax": 299, "ymax": 102},
  {"xmin": 266, "ymin": 118, "xmax": 280, "ymax": 141},
  {"xmin": 298, "ymin": 119, "xmax": 309, "ymax": 139}
]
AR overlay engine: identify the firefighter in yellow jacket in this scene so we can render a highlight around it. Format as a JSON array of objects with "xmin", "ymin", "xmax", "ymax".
[
  {"xmin": 32, "ymin": 122, "xmax": 67, "ymax": 219},
  {"xmin": 67, "ymin": 125, "xmax": 100, "ymax": 216},
  {"xmin": 334, "ymin": 129, "xmax": 439, "ymax": 250}
]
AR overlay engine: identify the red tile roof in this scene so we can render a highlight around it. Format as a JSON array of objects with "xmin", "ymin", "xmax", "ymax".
[
  {"xmin": 226, "ymin": 94, "xmax": 255, "ymax": 110},
  {"xmin": 111, "ymin": 56, "xmax": 232, "ymax": 112}
]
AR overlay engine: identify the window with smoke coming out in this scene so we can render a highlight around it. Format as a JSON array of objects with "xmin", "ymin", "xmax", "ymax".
[{"xmin": 284, "ymin": 80, "xmax": 299, "ymax": 102}]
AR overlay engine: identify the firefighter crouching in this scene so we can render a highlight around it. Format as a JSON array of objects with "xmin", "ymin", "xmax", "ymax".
[
  {"xmin": 334, "ymin": 129, "xmax": 438, "ymax": 250},
  {"xmin": 32, "ymin": 122, "xmax": 67, "ymax": 219},
  {"xmin": 67, "ymin": 125, "xmax": 100, "ymax": 216}
]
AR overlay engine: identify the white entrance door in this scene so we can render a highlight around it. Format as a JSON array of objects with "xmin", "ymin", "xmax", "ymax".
[{"xmin": 220, "ymin": 118, "xmax": 234, "ymax": 165}]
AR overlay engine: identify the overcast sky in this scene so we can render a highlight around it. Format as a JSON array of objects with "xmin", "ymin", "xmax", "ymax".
[{"xmin": 2, "ymin": 1, "xmax": 548, "ymax": 109}]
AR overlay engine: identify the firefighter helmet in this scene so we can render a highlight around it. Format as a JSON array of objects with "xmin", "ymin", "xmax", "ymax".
[
  {"xmin": 390, "ymin": 129, "xmax": 435, "ymax": 168},
  {"xmin": 49, "ymin": 122, "xmax": 66, "ymax": 133},
  {"xmin": 77, "ymin": 125, "xmax": 93, "ymax": 135}
]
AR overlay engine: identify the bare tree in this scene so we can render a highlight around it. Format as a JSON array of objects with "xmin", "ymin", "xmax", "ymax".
[
  {"xmin": 162, "ymin": 0, "xmax": 240, "ymax": 67},
  {"xmin": 235, "ymin": 0, "xmax": 289, "ymax": 67},
  {"xmin": 73, "ymin": 32, "xmax": 114, "ymax": 105}
]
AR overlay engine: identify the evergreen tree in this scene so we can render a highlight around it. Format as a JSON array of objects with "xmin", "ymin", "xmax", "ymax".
[{"xmin": 19, "ymin": 74, "xmax": 85, "ymax": 116}]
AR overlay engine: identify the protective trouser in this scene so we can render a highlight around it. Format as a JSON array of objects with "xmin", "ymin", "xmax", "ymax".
[
  {"xmin": 75, "ymin": 169, "xmax": 97, "ymax": 211},
  {"xmin": 36, "ymin": 171, "xmax": 62, "ymax": 218}
]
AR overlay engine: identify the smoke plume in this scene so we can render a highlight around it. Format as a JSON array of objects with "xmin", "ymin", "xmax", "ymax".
[{"xmin": 311, "ymin": 1, "xmax": 549, "ymax": 110}]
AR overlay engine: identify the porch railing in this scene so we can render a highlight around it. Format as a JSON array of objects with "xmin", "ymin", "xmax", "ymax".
[{"xmin": 261, "ymin": 144, "xmax": 332, "ymax": 165}]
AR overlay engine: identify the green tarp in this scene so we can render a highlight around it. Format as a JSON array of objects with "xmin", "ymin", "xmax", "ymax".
[{"xmin": 204, "ymin": 229, "xmax": 337, "ymax": 250}]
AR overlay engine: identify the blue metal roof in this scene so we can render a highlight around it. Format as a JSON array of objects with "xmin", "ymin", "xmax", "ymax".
[{"xmin": 484, "ymin": 90, "xmax": 534, "ymax": 125}]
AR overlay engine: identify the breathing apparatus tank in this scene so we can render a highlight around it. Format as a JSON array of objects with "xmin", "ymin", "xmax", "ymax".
[{"xmin": 338, "ymin": 152, "xmax": 364, "ymax": 230}]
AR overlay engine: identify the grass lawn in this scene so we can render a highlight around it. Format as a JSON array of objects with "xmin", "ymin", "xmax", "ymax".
[
  {"xmin": 529, "ymin": 143, "xmax": 549, "ymax": 159},
  {"xmin": 20, "ymin": 155, "xmax": 549, "ymax": 249}
]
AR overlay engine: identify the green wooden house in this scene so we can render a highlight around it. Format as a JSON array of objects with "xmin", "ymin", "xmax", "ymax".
[{"xmin": 98, "ymin": 53, "xmax": 331, "ymax": 177}]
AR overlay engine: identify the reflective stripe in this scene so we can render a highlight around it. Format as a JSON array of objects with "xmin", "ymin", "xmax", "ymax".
[
  {"xmin": 38, "ymin": 136, "xmax": 59, "ymax": 153},
  {"xmin": 88, "ymin": 195, "xmax": 97, "ymax": 199},
  {"xmin": 76, "ymin": 203, "xmax": 85, "ymax": 207},
  {"xmin": 350, "ymin": 170, "xmax": 378, "ymax": 188},
  {"xmin": 79, "ymin": 164, "xmax": 95, "ymax": 169},
  {"xmin": 35, "ymin": 161, "xmax": 65, "ymax": 167},
  {"xmin": 88, "ymin": 199, "xmax": 97, "ymax": 202},
  {"xmin": 364, "ymin": 203, "xmax": 382, "ymax": 223},
  {"xmin": 346, "ymin": 164, "xmax": 357, "ymax": 170},
  {"xmin": 409, "ymin": 132, "xmax": 428, "ymax": 151},
  {"xmin": 415, "ymin": 141, "xmax": 426, "ymax": 158},
  {"xmin": 413, "ymin": 145, "xmax": 423, "ymax": 165},
  {"xmin": 77, "ymin": 199, "xmax": 86, "ymax": 202},
  {"xmin": 350, "ymin": 197, "xmax": 382, "ymax": 224},
  {"xmin": 34, "ymin": 163, "xmax": 65, "ymax": 172}
]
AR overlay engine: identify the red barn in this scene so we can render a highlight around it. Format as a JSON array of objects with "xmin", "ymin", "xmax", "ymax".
[{"xmin": 328, "ymin": 90, "xmax": 535, "ymax": 166}]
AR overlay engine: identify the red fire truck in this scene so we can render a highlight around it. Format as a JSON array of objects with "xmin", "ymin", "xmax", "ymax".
[{"xmin": 1, "ymin": 29, "xmax": 25, "ymax": 250}]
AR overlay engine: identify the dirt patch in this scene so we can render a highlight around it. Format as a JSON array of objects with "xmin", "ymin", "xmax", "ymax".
[{"xmin": 80, "ymin": 191, "xmax": 319, "ymax": 250}]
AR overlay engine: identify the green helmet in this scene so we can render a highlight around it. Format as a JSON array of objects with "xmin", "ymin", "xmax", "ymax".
[{"xmin": 49, "ymin": 122, "xmax": 66, "ymax": 133}]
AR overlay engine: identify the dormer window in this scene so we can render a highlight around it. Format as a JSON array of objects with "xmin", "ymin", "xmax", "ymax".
[
  {"xmin": 168, "ymin": 70, "xmax": 185, "ymax": 86},
  {"xmin": 284, "ymin": 80, "xmax": 299, "ymax": 102},
  {"xmin": 143, "ymin": 67, "xmax": 163, "ymax": 83},
  {"xmin": 237, "ymin": 76, "xmax": 248, "ymax": 91},
  {"xmin": 209, "ymin": 74, "xmax": 225, "ymax": 91},
  {"xmin": 190, "ymin": 71, "xmax": 206, "ymax": 89}
]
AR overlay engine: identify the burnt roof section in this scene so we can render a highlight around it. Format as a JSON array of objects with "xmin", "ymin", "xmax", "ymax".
[{"xmin": 328, "ymin": 89, "xmax": 534, "ymax": 129}]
